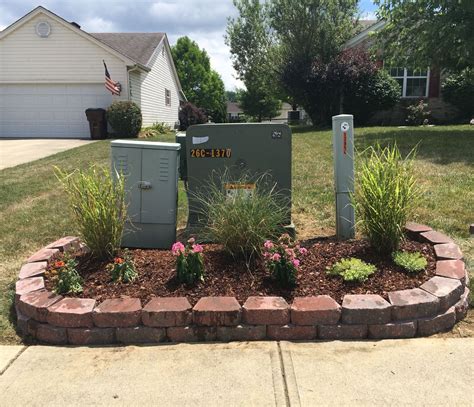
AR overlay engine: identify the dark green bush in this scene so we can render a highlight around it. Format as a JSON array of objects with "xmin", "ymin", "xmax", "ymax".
[
  {"xmin": 442, "ymin": 68, "xmax": 474, "ymax": 118},
  {"xmin": 107, "ymin": 101, "xmax": 142, "ymax": 138},
  {"xmin": 179, "ymin": 102, "xmax": 207, "ymax": 130}
]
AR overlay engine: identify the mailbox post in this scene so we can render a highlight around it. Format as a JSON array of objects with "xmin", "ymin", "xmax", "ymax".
[{"xmin": 332, "ymin": 114, "xmax": 355, "ymax": 240}]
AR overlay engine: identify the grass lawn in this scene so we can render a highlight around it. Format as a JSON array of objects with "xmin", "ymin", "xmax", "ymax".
[{"xmin": 1, "ymin": 125, "xmax": 473, "ymax": 343}]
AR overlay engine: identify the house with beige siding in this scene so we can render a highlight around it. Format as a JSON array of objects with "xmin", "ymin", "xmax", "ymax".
[{"xmin": 0, "ymin": 6, "xmax": 185, "ymax": 138}]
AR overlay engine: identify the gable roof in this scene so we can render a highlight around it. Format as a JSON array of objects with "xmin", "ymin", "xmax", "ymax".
[
  {"xmin": 344, "ymin": 19, "xmax": 386, "ymax": 49},
  {"xmin": 90, "ymin": 33, "xmax": 165, "ymax": 66}
]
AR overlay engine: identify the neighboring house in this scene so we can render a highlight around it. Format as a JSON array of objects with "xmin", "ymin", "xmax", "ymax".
[
  {"xmin": 226, "ymin": 101, "xmax": 244, "ymax": 122},
  {"xmin": 345, "ymin": 20, "xmax": 457, "ymax": 124},
  {"xmin": 0, "ymin": 6, "xmax": 185, "ymax": 138},
  {"xmin": 226, "ymin": 101, "xmax": 306, "ymax": 123}
]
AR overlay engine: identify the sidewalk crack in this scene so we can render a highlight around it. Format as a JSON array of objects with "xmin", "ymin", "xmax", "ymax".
[{"xmin": 0, "ymin": 346, "xmax": 28, "ymax": 376}]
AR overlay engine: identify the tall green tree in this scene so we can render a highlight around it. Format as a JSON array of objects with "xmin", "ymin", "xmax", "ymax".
[
  {"xmin": 375, "ymin": 0, "xmax": 474, "ymax": 71},
  {"xmin": 171, "ymin": 36, "xmax": 226, "ymax": 122}
]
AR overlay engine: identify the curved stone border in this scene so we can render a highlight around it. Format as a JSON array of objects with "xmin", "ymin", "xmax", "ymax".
[{"xmin": 14, "ymin": 225, "xmax": 470, "ymax": 345}]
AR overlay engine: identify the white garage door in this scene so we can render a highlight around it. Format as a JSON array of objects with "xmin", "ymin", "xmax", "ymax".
[{"xmin": 0, "ymin": 84, "xmax": 112, "ymax": 138}]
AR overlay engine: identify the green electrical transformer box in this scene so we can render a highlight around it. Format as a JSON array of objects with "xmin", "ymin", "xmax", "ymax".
[{"xmin": 185, "ymin": 123, "xmax": 292, "ymax": 230}]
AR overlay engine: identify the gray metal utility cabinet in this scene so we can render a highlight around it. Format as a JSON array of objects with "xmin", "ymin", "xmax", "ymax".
[
  {"xmin": 111, "ymin": 140, "xmax": 180, "ymax": 249},
  {"xmin": 185, "ymin": 123, "xmax": 292, "ymax": 230}
]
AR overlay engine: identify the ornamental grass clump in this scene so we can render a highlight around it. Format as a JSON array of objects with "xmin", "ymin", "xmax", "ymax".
[
  {"xmin": 326, "ymin": 258, "xmax": 376, "ymax": 283},
  {"xmin": 109, "ymin": 250, "xmax": 137, "ymax": 283},
  {"xmin": 172, "ymin": 238, "xmax": 205, "ymax": 285},
  {"xmin": 354, "ymin": 144, "xmax": 421, "ymax": 254},
  {"xmin": 393, "ymin": 251, "xmax": 427, "ymax": 273},
  {"xmin": 46, "ymin": 256, "xmax": 83, "ymax": 294},
  {"xmin": 262, "ymin": 234, "xmax": 308, "ymax": 287},
  {"xmin": 55, "ymin": 166, "xmax": 127, "ymax": 260}
]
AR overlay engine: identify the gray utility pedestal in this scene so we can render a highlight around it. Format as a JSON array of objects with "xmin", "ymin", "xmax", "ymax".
[{"xmin": 111, "ymin": 140, "xmax": 180, "ymax": 249}]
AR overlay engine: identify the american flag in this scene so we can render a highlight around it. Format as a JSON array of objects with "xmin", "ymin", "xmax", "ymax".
[{"xmin": 103, "ymin": 60, "xmax": 121, "ymax": 95}]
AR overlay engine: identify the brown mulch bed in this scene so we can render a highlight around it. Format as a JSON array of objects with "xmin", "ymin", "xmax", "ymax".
[{"xmin": 45, "ymin": 238, "xmax": 436, "ymax": 305}]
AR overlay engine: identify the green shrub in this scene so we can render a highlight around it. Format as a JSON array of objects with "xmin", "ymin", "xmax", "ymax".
[
  {"xmin": 140, "ymin": 122, "xmax": 172, "ymax": 138},
  {"xmin": 47, "ymin": 256, "xmax": 83, "ymax": 294},
  {"xmin": 354, "ymin": 144, "xmax": 421, "ymax": 254},
  {"xmin": 107, "ymin": 101, "xmax": 142, "ymax": 138},
  {"xmin": 55, "ymin": 166, "xmax": 127, "ymax": 259},
  {"xmin": 405, "ymin": 100, "xmax": 431, "ymax": 125},
  {"xmin": 442, "ymin": 68, "xmax": 474, "ymax": 118},
  {"xmin": 172, "ymin": 238, "xmax": 205, "ymax": 284},
  {"xmin": 109, "ymin": 250, "xmax": 137, "ymax": 283},
  {"xmin": 326, "ymin": 258, "xmax": 376, "ymax": 283},
  {"xmin": 393, "ymin": 251, "xmax": 427, "ymax": 273},
  {"xmin": 179, "ymin": 102, "xmax": 207, "ymax": 130},
  {"xmin": 194, "ymin": 172, "xmax": 288, "ymax": 263}
]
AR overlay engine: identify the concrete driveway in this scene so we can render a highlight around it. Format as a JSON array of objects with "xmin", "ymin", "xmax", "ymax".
[{"xmin": 0, "ymin": 139, "xmax": 97, "ymax": 170}]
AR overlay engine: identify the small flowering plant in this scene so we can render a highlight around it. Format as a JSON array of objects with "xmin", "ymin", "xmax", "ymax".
[
  {"xmin": 262, "ymin": 234, "xmax": 308, "ymax": 287},
  {"xmin": 46, "ymin": 254, "xmax": 83, "ymax": 294},
  {"xmin": 172, "ymin": 237, "xmax": 205, "ymax": 285},
  {"xmin": 108, "ymin": 249, "xmax": 137, "ymax": 283}
]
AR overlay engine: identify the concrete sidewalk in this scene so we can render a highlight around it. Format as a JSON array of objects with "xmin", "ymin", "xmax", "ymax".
[{"xmin": 0, "ymin": 339, "xmax": 472, "ymax": 406}]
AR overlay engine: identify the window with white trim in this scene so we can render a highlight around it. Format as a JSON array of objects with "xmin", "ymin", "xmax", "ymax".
[
  {"xmin": 388, "ymin": 67, "xmax": 430, "ymax": 98},
  {"xmin": 165, "ymin": 89, "xmax": 171, "ymax": 106}
]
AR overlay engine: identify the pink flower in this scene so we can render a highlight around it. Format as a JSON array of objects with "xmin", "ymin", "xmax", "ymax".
[
  {"xmin": 285, "ymin": 248, "xmax": 296, "ymax": 259},
  {"xmin": 263, "ymin": 240, "xmax": 274, "ymax": 250},
  {"xmin": 292, "ymin": 259, "xmax": 300, "ymax": 268},
  {"xmin": 299, "ymin": 247, "xmax": 308, "ymax": 256},
  {"xmin": 263, "ymin": 251, "xmax": 272, "ymax": 259},
  {"xmin": 187, "ymin": 237, "xmax": 196, "ymax": 245},
  {"xmin": 271, "ymin": 253, "xmax": 281, "ymax": 262},
  {"xmin": 192, "ymin": 244, "xmax": 203, "ymax": 254},
  {"xmin": 171, "ymin": 241, "xmax": 185, "ymax": 256}
]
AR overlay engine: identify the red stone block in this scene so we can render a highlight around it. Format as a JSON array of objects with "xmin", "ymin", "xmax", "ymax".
[
  {"xmin": 318, "ymin": 324, "xmax": 367, "ymax": 340},
  {"xmin": 454, "ymin": 287, "xmax": 470, "ymax": 322},
  {"xmin": 93, "ymin": 298, "xmax": 142, "ymax": 328},
  {"xmin": 18, "ymin": 262, "xmax": 47, "ymax": 279},
  {"xmin": 142, "ymin": 297, "xmax": 192, "ymax": 327},
  {"xmin": 341, "ymin": 295, "xmax": 391, "ymax": 325},
  {"xmin": 420, "ymin": 276, "xmax": 463, "ymax": 312},
  {"xmin": 46, "ymin": 236, "xmax": 81, "ymax": 252},
  {"xmin": 420, "ymin": 230, "xmax": 453, "ymax": 244},
  {"xmin": 388, "ymin": 288, "xmax": 440, "ymax": 320},
  {"xmin": 18, "ymin": 290, "xmax": 62, "ymax": 322},
  {"xmin": 405, "ymin": 222, "xmax": 432, "ymax": 235},
  {"xmin": 242, "ymin": 296, "xmax": 290, "ymax": 325},
  {"xmin": 15, "ymin": 277, "xmax": 45, "ymax": 300},
  {"xmin": 216, "ymin": 325, "xmax": 266, "ymax": 342},
  {"xmin": 435, "ymin": 260, "xmax": 466, "ymax": 284},
  {"xmin": 291, "ymin": 296, "xmax": 341, "ymax": 325},
  {"xmin": 267, "ymin": 325, "xmax": 316, "ymax": 341},
  {"xmin": 434, "ymin": 243, "xmax": 463, "ymax": 260},
  {"xmin": 167, "ymin": 326, "xmax": 217, "ymax": 342},
  {"xmin": 47, "ymin": 298, "xmax": 96, "ymax": 328},
  {"xmin": 68, "ymin": 328, "xmax": 115, "ymax": 345},
  {"xmin": 116, "ymin": 326, "xmax": 166, "ymax": 344},
  {"xmin": 36, "ymin": 323, "xmax": 68, "ymax": 345},
  {"xmin": 193, "ymin": 297, "xmax": 241, "ymax": 326},
  {"xmin": 417, "ymin": 307, "xmax": 456, "ymax": 336},
  {"xmin": 368, "ymin": 321, "xmax": 417, "ymax": 339},
  {"xmin": 27, "ymin": 247, "xmax": 60, "ymax": 263}
]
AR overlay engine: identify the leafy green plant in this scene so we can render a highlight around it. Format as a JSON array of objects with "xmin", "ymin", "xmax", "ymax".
[
  {"xmin": 172, "ymin": 238, "xmax": 205, "ymax": 284},
  {"xmin": 47, "ymin": 256, "xmax": 83, "ymax": 294},
  {"xmin": 262, "ymin": 234, "xmax": 308, "ymax": 287},
  {"xmin": 106, "ymin": 101, "xmax": 142, "ymax": 137},
  {"xmin": 405, "ymin": 100, "xmax": 431, "ymax": 126},
  {"xmin": 393, "ymin": 251, "xmax": 427, "ymax": 273},
  {"xmin": 140, "ymin": 122, "xmax": 172, "ymax": 138},
  {"xmin": 193, "ymin": 171, "xmax": 288, "ymax": 263},
  {"xmin": 55, "ymin": 166, "xmax": 127, "ymax": 259},
  {"xmin": 109, "ymin": 250, "xmax": 137, "ymax": 283},
  {"xmin": 353, "ymin": 144, "xmax": 421, "ymax": 254},
  {"xmin": 442, "ymin": 68, "xmax": 474, "ymax": 118},
  {"xmin": 326, "ymin": 258, "xmax": 376, "ymax": 283}
]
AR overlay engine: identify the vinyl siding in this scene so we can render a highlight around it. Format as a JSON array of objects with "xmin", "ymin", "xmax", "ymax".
[{"xmin": 0, "ymin": 12, "xmax": 128, "ymax": 101}]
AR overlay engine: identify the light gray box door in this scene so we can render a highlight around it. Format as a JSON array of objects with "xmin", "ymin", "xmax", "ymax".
[{"xmin": 140, "ymin": 149, "xmax": 177, "ymax": 224}]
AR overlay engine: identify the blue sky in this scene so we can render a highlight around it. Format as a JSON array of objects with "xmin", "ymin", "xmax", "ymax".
[{"xmin": 0, "ymin": 1, "xmax": 378, "ymax": 90}]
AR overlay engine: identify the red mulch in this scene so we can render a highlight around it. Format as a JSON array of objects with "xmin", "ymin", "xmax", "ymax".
[{"xmin": 45, "ymin": 238, "xmax": 436, "ymax": 305}]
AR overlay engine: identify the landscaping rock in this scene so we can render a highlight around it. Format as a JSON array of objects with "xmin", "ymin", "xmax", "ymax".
[
  {"xmin": 435, "ymin": 260, "xmax": 466, "ymax": 284},
  {"xmin": 318, "ymin": 324, "xmax": 367, "ymax": 340},
  {"xmin": 18, "ymin": 261, "xmax": 47, "ymax": 279},
  {"xmin": 454, "ymin": 287, "xmax": 470, "ymax": 322},
  {"xmin": 434, "ymin": 243, "xmax": 463, "ymax": 260},
  {"xmin": 15, "ymin": 309, "xmax": 30, "ymax": 336},
  {"xmin": 267, "ymin": 325, "xmax": 316, "ymax": 341},
  {"xmin": 242, "ymin": 296, "xmax": 290, "ymax": 325},
  {"xmin": 419, "ymin": 231, "xmax": 453, "ymax": 244},
  {"xmin": 93, "ymin": 298, "xmax": 142, "ymax": 328},
  {"xmin": 116, "ymin": 326, "xmax": 166, "ymax": 344},
  {"xmin": 68, "ymin": 328, "xmax": 115, "ymax": 345},
  {"xmin": 388, "ymin": 288, "xmax": 440, "ymax": 320},
  {"xmin": 18, "ymin": 290, "xmax": 62, "ymax": 322},
  {"xmin": 15, "ymin": 277, "xmax": 45, "ymax": 301},
  {"xmin": 47, "ymin": 298, "xmax": 96, "ymax": 328},
  {"xmin": 417, "ymin": 307, "xmax": 456, "ymax": 336},
  {"xmin": 404, "ymin": 222, "xmax": 432, "ymax": 236},
  {"xmin": 291, "ymin": 296, "xmax": 341, "ymax": 325},
  {"xmin": 27, "ymin": 247, "xmax": 60, "ymax": 263},
  {"xmin": 46, "ymin": 236, "xmax": 81, "ymax": 252},
  {"xmin": 420, "ymin": 276, "xmax": 463, "ymax": 312},
  {"xmin": 36, "ymin": 323, "xmax": 67, "ymax": 345},
  {"xmin": 216, "ymin": 325, "xmax": 266, "ymax": 342},
  {"xmin": 368, "ymin": 321, "xmax": 417, "ymax": 339},
  {"xmin": 193, "ymin": 297, "xmax": 241, "ymax": 326},
  {"xmin": 341, "ymin": 295, "xmax": 391, "ymax": 325},
  {"xmin": 142, "ymin": 297, "xmax": 192, "ymax": 327},
  {"xmin": 167, "ymin": 326, "xmax": 217, "ymax": 342}
]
